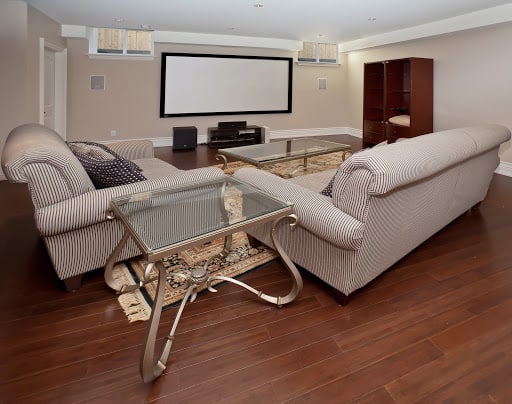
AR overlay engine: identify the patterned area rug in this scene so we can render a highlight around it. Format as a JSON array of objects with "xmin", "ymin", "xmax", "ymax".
[
  {"xmin": 113, "ymin": 232, "xmax": 277, "ymax": 322},
  {"xmin": 114, "ymin": 152, "xmax": 346, "ymax": 322}
]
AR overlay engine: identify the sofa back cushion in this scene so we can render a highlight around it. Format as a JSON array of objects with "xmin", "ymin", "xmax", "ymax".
[{"xmin": 330, "ymin": 125, "xmax": 511, "ymax": 221}]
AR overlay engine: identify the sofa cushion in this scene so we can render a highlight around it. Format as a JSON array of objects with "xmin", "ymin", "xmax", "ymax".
[
  {"xmin": 68, "ymin": 141, "xmax": 146, "ymax": 189},
  {"xmin": 132, "ymin": 157, "xmax": 182, "ymax": 179}
]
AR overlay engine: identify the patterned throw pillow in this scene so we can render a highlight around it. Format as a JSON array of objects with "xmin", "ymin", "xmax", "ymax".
[
  {"xmin": 320, "ymin": 168, "xmax": 339, "ymax": 197},
  {"xmin": 68, "ymin": 141, "xmax": 146, "ymax": 189}
]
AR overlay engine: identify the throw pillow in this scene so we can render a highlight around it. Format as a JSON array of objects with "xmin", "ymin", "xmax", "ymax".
[
  {"xmin": 68, "ymin": 141, "xmax": 146, "ymax": 189},
  {"xmin": 320, "ymin": 170, "xmax": 338, "ymax": 197}
]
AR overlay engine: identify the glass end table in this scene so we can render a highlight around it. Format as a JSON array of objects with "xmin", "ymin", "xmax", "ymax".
[{"xmin": 104, "ymin": 176, "xmax": 303, "ymax": 382}]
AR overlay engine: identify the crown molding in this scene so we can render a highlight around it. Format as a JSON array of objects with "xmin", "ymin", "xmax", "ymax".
[
  {"xmin": 340, "ymin": 4, "xmax": 512, "ymax": 52},
  {"xmin": 153, "ymin": 31, "xmax": 302, "ymax": 51},
  {"xmin": 63, "ymin": 4, "xmax": 512, "ymax": 53},
  {"xmin": 61, "ymin": 24, "xmax": 302, "ymax": 51}
]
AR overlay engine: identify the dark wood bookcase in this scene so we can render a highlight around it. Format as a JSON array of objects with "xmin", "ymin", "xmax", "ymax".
[{"xmin": 362, "ymin": 57, "xmax": 433, "ymax": 147}]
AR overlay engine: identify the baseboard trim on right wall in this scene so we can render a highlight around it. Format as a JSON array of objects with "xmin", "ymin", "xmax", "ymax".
[{"xmin": 495, "ymin": 161, "xmax": 512, "ymax": 177}]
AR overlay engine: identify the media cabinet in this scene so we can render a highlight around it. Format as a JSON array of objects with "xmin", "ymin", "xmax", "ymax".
[{"xmin": 207, "ymin": 122, "xmax": 264, "ymax": 148}]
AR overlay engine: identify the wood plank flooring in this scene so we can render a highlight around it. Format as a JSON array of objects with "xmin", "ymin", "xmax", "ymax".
[{"xmin": 1, "ymin": 134, "xmax": 512, "ymax": 403}]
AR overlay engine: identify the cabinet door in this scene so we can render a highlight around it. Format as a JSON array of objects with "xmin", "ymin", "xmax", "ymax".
[
  {"xmin": 363, "ymin": 120, "xmax": 386, "ymax": 146},
  {"xmin": 386, "ymin": 123, "xmax": 410, "ymax": 143},
  {"xmin": 363, "ymin": 62, "xmax": 385, "ymax": 146}
]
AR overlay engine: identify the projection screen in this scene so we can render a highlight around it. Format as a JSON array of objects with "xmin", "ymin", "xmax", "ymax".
[{"xmin": 160, "ymin": 53, "xmax": 293, "ymax": 117}]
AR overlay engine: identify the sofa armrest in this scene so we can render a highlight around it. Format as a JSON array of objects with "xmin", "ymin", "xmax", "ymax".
[
  {"xmin": 36, "ymin": 167, "xmax": 225, "ymax": 236},
  {"xmin": 234, "ymin": 168, "xmax": 364, "ymax": 250},
  {"xmin": 108, "ymin": 140, "xmax": 154, "ymax": 160}
]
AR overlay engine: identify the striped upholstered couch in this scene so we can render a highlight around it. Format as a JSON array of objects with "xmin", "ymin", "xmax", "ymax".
[
  {"xmin": 1, "ymin": 123, "xmax": 225, "ymax": 291},
  {"xmin": 234, "ymin": 125, "xmax": 511, "ymax": 303}
]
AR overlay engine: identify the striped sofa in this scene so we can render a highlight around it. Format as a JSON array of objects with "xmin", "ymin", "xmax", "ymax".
[
  {"xmin": 1, "ymin": 123, "xmax": 225, "ymax": 291},
  {"xmin": 234, "ymin": 125, "xmax": 511, "ymax": 303}
]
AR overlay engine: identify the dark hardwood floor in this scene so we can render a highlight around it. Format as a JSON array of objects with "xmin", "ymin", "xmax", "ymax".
[{"xmin": 1, "ymin": 134, "xmax": 512, "ymax": 403}]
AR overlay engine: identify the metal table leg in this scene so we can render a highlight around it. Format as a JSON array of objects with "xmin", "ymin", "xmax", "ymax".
[
  {"xmin": 138, "ymin": 214, "xmax": 302, "ymax": 383},
  {"xmin": 208, "ymin": 214, "xmax": 303, "ymax": 306}
]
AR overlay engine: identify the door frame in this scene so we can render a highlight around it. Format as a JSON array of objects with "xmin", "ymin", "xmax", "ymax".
[{"xmin": 39, "ymin": 38, "xmax": 67, "ymax": 139}]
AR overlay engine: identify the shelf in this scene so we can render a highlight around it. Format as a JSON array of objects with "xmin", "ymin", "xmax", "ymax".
[{"xmin": 207, "ymin": 125, "xmax": 263, "ymax": 148}]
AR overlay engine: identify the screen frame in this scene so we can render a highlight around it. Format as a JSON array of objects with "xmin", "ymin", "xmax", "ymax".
[{"xmin": 160, "ymin": 52, "xmax": 293, "ymax": 118}]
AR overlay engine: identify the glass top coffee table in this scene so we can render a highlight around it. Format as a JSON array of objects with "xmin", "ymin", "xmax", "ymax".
[
  {"xmin": 216, "ymin": 138, "xmax": 351, "ymax": 176},
  {"xmin": 104, "ymin": 176, "xmax": 303, "ymax": 383}
]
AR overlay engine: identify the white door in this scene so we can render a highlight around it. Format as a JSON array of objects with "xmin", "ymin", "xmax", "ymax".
[
  {"xmin": 39, "ymin": 38, "xmax": 67, "ymax": 139},
  {"xmin": 44, "ymin": 48, "xmax": 56, "ymax": 129}
]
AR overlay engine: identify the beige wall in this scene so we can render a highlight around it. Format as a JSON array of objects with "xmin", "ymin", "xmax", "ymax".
[
  {"xmin": 0, "ymin": 1, "xmax": 29, "ymax": 153},
  {"xmin": 343, "ymin": 22, "xmax": 512, "ymax": 162},
  {"xmin": 0, "ymin": 2, "xmax": 64, "ymax": 161},
  {"xmin": 66, "ymin": 40, "xmax": 347, "ymax": 141},
  {"xmin": 1, "ymin": 3, "xmax": 511, "ymax": 167}
]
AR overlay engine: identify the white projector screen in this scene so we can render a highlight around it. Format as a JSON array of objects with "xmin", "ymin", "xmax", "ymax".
[{"xmin": 160, "ymin": 53, "xmax": 293, "ymax": 117}]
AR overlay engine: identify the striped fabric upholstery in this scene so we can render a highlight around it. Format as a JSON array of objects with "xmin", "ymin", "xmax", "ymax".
[
  {"xmin": 1, "ymin": 123, "xmax": 226, "ymax": 284},
  {"xmin": 35, "ymin": 167, "xmax": 225, "ymax": 236},
  {"xmin": 2, "ymin": 124, "xmax": 94, "ymax": 208},
  {"xmin": 234, "ymin": 168, "xmax": 365, "ymax": 250},
  {"xmin": 234, "ymin": 125, "xmax": 511, "ymax": 298},
  {"xmin": 40, "ymin": 166, "xmax": 226, "ymax": 280},
  {"xmin": 108, "ymin": 140, "xmax": 154, "ymax": 160}
]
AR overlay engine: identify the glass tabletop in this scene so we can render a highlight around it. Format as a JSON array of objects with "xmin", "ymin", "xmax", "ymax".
[
  {"xmin": 218, "ymin": 138, "xmax": 350, "ymax": 165},
  {"xmin": 110, "ymin": 176, "xmax": 292, "ymax": 255}
]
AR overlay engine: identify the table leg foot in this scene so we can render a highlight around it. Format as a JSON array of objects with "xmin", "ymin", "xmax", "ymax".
[
  {"xmin": 140, "ymin": 266, "xmax": 198, "ymax": 383},
  {"xmin": 208, "ymin": 214, "xmax": 302, "ymax": 307}
]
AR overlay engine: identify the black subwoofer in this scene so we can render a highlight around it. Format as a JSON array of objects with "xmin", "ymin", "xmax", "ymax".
[{"xmin": 172, "ymin": 126, "xmax": 197, "ymax": 150}]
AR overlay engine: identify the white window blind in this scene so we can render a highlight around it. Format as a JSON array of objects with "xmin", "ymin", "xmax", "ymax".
[
  {"xmin": 89, "ymin": 28, "xmax": 153, "ymax": 57},
  {"xmin": 298, "ymin": 42, "xmax": 338, "ymax": 64}
]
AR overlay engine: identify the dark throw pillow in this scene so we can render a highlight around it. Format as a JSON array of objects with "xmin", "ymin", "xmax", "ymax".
[
  {"xmin": 320, "ymin": 174, "xmax": 336, "ymax": 197},
  {"xmin": 68, "ymin": 141, "xmax": 146, "ymax": 189}
]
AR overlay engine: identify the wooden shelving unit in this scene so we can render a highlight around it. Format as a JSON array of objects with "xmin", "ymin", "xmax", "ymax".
[{"xmin": 363, "ymin": 57, "xmax": 433, "ymax": 147}]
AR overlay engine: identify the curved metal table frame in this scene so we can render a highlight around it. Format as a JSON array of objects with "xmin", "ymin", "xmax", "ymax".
[{"xmin": 104, "ymin": 181, "xmax": 303, "ymax": 383}]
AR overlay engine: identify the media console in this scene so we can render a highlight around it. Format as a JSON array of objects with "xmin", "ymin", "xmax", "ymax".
[{"xmin": 207, "ymin": 121, "xmax": 264, "ymax": 148}]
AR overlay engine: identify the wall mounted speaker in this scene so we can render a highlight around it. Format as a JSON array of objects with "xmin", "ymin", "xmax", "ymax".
[
  {"xmin": 90, "ymin": 75, "xmax": 105, "ymax": 90},
  {"xmin": 173, "ymin": 126, "xmax": 197, "ymax": 150}
]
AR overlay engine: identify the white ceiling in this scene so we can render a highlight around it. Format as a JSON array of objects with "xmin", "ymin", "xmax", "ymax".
[{"xmin": 26, "ymin": 0, "xmax": 512, "ymax": 45}]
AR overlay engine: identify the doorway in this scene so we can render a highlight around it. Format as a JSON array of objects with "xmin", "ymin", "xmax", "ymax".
[{"xmin": 39, "ymin": 38, "xmax": 67, "ymax": 139}]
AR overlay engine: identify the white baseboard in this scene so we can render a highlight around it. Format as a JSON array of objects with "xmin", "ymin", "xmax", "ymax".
[
  {"xmin": 102, "ymin": 126, "xmax": 361, "ymax": 147},
  {"xmin": 2, "ymin": 127, "xmax": 509, "ymax": 182},
  {"xmin": 270, "ymin": 126, "xmax": 362, "ymax": 139},
  {"xmin": 495, "ymin": 161, "xmax": 512, "ymax": 177}
]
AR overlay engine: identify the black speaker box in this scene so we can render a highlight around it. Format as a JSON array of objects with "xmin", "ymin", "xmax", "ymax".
[{"xmin": 173, "ymin": 126, "xmax": 197, "ymax": 150}]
